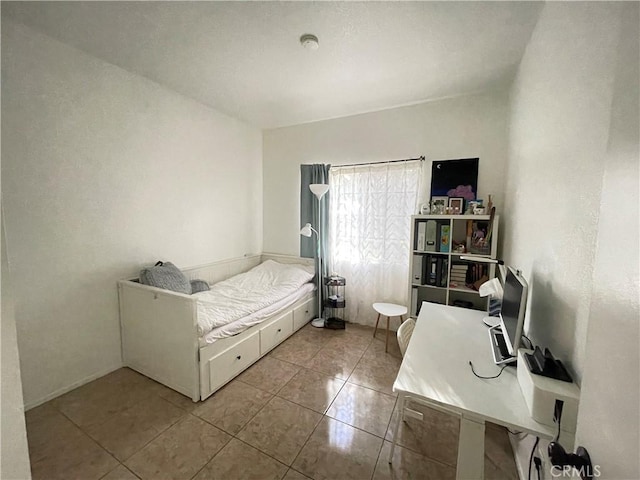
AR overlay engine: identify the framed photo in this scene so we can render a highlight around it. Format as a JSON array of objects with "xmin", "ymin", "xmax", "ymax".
[
  {"xmin": 430, "ymin": 196, "xmax": 448, "ymax": 214},
  {"xmin": 448, "ymin": 197, "xmax": 464, "ymax": 214}
]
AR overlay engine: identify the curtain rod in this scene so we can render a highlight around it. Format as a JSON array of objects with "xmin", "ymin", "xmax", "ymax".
[{"xmin": 333, "ymin": 155, "xmax": 425, "ymax": 169}]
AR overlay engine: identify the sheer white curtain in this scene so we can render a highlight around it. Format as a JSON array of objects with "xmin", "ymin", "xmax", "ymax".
[{"xmin": 329, "ymin": 160, "xmax": 422, "ymax": 326}]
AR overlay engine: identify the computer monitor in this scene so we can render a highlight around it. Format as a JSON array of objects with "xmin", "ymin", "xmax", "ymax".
[{"xmin": 499, "ymin": 267, "xmax": 528, "ymax": 356}]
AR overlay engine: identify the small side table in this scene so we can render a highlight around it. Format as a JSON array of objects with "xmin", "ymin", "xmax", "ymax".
[
  {"xmin": 373, "ymin": 302, "xmax": 407, "ymax": 352},
  {"xmin": 324, "ymin": 276, "xmax": 346, "ymax": 329}
]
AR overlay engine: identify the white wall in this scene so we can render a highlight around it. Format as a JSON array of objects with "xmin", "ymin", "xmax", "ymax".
[
  {"xmin": 263, "ymin": 91, "xmax": 509, "ymax": 256},
  {"xmin": 503, "ymin": 2, "xmax": 622, "ymax": 382},
  {"xmin": 505, "ymin": 2, "xmax": 639, "ymax": 478},
  {"xmin": 1, "ymin": 213, "xmax": 32, "ymax": 477},
  {"xmin": 576, "ymin": 3, "xmax": 639, "ymax": 478},
  {"xmin": 1, "ymin": 19, "xmax": 263, "ymax": 408}
]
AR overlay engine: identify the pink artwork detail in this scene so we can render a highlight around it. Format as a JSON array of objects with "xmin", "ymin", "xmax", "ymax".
[{"xmin": 447, "ymin": 185, "xmax": 475, "ymax": 200}]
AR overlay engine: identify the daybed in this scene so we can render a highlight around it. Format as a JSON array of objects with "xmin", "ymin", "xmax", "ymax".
[{"xmin": 118, "ymin": 254, "xmax": 316, "ymax": 402}]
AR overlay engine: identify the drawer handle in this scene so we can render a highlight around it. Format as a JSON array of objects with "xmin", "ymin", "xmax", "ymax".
[
  {"xmin": 305, "ymin": 310, "xmax": 309, "ymax": 314},
  {"xmin": 236, "ymin": 355, "xmax": 241, "ymax": 360},
  {"xmin": 277, "ymin": 328, "xmax": 282, "ymax": 333}
]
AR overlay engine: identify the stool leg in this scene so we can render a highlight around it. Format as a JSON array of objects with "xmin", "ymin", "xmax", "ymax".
[
  {"xmin": 374, "ymin": 313, "xmax": 381, "ymax": 338},
  {"xmin": 400, "ymin": 315, "xmax": 405, "ymax": 324},
  {"xmin": 385, "ymin": 316, "xmax": 390, "ymax": 353}
]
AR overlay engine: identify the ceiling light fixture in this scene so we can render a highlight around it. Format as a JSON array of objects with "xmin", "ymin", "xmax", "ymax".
[{"xmin": 300, "ymin": 34, "xmax": 319, "ymax": 51}]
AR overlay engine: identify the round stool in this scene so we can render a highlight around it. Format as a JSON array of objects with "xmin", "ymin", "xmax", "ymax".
[{"xmin": 373, "ymin": 303, "xmax": 408, "ymax": 353}]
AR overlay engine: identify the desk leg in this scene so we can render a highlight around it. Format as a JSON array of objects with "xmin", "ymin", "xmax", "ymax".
[
  {"xmin": 456, "ymin": 413, "xmax": 485, "ymax": 480},
  {"xmin": 388, "ymin": 395, "xmax": 405, "ymax": 463}
]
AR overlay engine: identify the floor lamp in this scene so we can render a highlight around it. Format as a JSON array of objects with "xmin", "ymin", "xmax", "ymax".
[{"xmin": 300, "ymin": 183, "xmax": 329, "ymax": 328}]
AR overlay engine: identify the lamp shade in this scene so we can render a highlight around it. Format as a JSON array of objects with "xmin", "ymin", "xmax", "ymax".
[
  {"xmin": 309, "ymin": 183, "xmax": 329, "ymax": 200},
  {"xmin": 300, "ymin": 223, "xmax": 313, "ymax": 237}
]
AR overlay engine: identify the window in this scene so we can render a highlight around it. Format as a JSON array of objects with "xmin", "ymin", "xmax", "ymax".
[{"xmin": 329, "ymin": 160, "xmax": 422, "ymax": 324}]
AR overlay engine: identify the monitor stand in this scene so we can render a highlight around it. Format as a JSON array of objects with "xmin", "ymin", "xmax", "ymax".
[
  {"xmin": 488, "ymin": 324, "xmax": 517, "ymax": 366},
  {"xmin": 482, "ymin": 316, "xmax": 500, "ymax": 328}
]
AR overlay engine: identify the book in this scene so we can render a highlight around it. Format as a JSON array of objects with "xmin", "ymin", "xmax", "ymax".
[
  {"xmin": 439, "ymin": 224, "xmax": 450, "ymax": 252},
  {"xmin": 450, "ymin": 272, "xmax": 467, "ymax": 277}
]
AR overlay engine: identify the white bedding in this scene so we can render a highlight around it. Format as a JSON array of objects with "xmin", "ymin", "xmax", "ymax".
[
  {"xmin": 199, "ymin": 282, "xmax": 315, "ymax": 345},
  {"xmin": 194, "ymin": 260, "xmax": 314, "ymax": 337}
]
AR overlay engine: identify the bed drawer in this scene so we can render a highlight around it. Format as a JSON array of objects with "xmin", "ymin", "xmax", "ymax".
[
  {"xmin": 208, "ymin": 332, "xmax": 260, "ymax": 393},
  {"xmin": 293, "ymin": 298, "xmax": 315, "ymax": 331},
  {"xmin": 260, "ymin": 311, "xmax": 293, "ymax": 354}
]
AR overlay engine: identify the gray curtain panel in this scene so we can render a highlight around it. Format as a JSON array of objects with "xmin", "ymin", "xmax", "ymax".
[{"xmin": 300, "ymin": 164, "xmax": 331, "ymax": 306}]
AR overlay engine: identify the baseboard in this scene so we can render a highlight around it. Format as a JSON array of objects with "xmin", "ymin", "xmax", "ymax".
[{"xmin": 24, "ymin": 363, "xmax": 123, "ymax": 411}]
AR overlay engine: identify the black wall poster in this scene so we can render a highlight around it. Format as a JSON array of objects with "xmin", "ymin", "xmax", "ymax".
[{"xmin": 430, "ymin": 158, "xmax": 479, "ymax": 201}]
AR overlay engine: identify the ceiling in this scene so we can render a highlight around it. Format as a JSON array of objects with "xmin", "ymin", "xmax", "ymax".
[{"xmin": 2, "ymin": 1, "xmax": 543, "ymax": 129}]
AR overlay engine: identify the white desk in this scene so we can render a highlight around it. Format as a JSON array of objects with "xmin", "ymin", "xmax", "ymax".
[{"xmin": 390, "ymin": 302, "xmax": 554, "ymax": 479}]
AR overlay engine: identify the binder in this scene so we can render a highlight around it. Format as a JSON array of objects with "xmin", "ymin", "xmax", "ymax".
[
  {"xmin": 435, "ymin": 257, "xmax": 443, "ymax": 287},
  {"xmin": 425, "ymin": 220, "xmax": 437, "ymax": 252},
  {"xmin": 440, "ymin": 258, "xmax": 449, "ymax": 287},
  {"xmin": 412, "ymin": 255, "xmax": 425, "ymax": 284},
  {"xmin": 411, "ymin": 288, "xmax": 418, "ymax": 316},
  {"xmin": 417, "ymin": 222, "xmax": 426, "ymax": 251}
]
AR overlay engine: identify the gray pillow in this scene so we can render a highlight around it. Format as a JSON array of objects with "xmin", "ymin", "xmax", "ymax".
[
  {"xmin": 190, "ymin": 279, "xmax": 210, "ymax": 294},
  {"xmin": 139, "ymin": 261, "xmax": 191, "ymax": 294}
]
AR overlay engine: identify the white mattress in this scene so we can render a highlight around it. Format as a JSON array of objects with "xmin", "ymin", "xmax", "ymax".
[
  {"xmin": 199, "ymin": 282, "xmax": 315, "ymax": 346},
  {"xmin": 194, "ymin": 259, "xmax": 314, "ymax": 337}
]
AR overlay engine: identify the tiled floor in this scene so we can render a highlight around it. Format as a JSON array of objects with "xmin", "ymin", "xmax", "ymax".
[{"xmin": 25, "ymin": 323, "xmax": 518, "ymax": 480}]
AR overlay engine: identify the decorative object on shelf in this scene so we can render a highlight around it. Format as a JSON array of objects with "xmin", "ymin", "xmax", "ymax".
[
  {"xmin": 448, "ymin": 197, "xmax": 464, "ymax": 215},
  {"xmin": 485, "ymin": 206, "xmax": 496, "ymax": 245},
  {"xmin": 300, "ymin": 182, "xmax": 330, "ymax": 328},
  {"xmin": 419, "ymin": 203, "xmax": 431, "ymax": 215},
  {"xmin": 430, "ymin": 196, "xmax": 448, "ymax": 215},
  {"xmin": 470, "ymin": 221, "xmax": 490, "ymax": 255},
  {"xmin": 453, "ymin": 242, "xmax": 466, "ymax": 253},
  {"xmin": 430, "ymin": 158, "xmax": 479, "ymax": 200},
  {"xmin": 472, "ymin": 198, "xmax": 485, "ymax": 215},
  {"xmin": 469, "ymin": 206, "xmax": 496, "ymax": 255}
]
